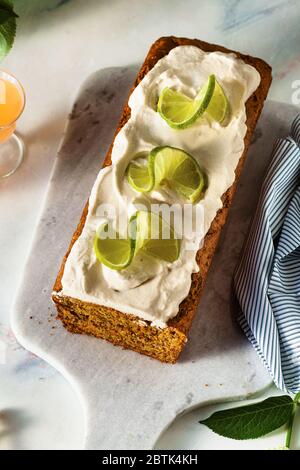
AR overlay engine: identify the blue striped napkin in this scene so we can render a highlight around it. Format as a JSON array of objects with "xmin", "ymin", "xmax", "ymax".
[{"xmin": 234, "ymin": 114, "xmax": 300, "ymax": 394}]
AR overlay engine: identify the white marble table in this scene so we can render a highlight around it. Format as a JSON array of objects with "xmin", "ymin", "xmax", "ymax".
[{"xmin": 1, "ymin": 0, "xmax": 300, "ymax": 449}]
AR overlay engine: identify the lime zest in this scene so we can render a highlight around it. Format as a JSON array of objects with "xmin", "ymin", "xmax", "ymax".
[{"xmin": 126, "ymin": 146, "xmax": 206, "ymax": 203}]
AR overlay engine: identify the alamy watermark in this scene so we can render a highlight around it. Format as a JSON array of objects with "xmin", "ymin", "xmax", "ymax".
[{"xmin": 95, "ymin": 200, "xmax": 205, "ymax": 251}]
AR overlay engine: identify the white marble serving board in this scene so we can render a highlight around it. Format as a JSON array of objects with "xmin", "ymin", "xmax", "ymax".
[{"xmin": 10, "ymin": 67, "xmax": 299, "ymax": 450}]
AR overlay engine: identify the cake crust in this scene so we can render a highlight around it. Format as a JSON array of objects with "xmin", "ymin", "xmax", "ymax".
[{"xmin": 52, "ymin": 36, "xmax": 272, "ymax": 363}]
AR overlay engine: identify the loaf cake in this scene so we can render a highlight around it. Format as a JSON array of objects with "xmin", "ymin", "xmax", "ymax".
[{"xmin": 52, "ymin": 36, "xmax": 272, "ymax": 363}]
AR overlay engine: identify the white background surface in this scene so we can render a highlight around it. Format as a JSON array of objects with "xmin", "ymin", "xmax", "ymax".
[{"xmin": 1, "ymin": 0, "xmax": 300, "ymax": 449}]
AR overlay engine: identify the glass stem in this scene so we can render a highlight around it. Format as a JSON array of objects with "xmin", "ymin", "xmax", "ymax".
[{"xmin": 285, "ymin": 392, "xmax": 300, "ymax": 449}]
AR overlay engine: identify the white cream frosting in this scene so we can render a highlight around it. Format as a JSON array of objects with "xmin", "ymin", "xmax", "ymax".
[{"xmin": 58, "ymin": 46, "xmax": 261, "ymax": 328}]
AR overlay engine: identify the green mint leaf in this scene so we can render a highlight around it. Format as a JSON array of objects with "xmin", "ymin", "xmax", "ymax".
[
  {"xmin": 0, "ymin": 8, "xmax": 17, "ymax": 25},
  {"xmin": 0, "ymin": 0, "xmax": 17, "ymax": 60},
  {"xmin": 200, "ymin": 396, "xmax": 294, "ymax": 440}
]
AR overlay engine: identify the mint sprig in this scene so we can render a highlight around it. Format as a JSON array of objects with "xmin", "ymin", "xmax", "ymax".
[
  {"xmin": 0, "ymin": 0, "xmax": 17, "ymax": 60},
  {"xmin": 285, "ymin": 392, "xmax": 300, "ymax": 448},
  {"xmin": 200, "ymin": 393, "xmax": 300, "ymax": 448}
]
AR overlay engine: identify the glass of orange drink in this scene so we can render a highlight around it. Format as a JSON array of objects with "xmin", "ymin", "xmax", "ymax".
[{"xmin": 0, "ymin": 70, "xmax": 25, "ymax": 178}]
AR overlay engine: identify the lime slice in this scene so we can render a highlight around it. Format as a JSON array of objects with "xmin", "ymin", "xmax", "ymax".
[
  {"xmin": 94, "ymin": 211, "xmax": 180, "ymax": 270},
  {"xmin": 127, "ymin": 146, "xmax": 206, "ymax": 203},
  {"xmin": 94, "ymin": 223, "xmax": 134, "ymax": 271},
  {"xmin": 126, "ymin": 157, "xmax": 154, "ymax": 192},
  {"xmin": 134, "ymin": 211, "xmax": 180, "ymax": 263},
  {"xmin": 157, "ymin": 75, "xmax": 215, "ymax": 129},
  {"xmin": 206, "ymin": 78, "xmax": 229, "ymax": 123},
  {"xmin": 172, "ymin": 155, "xmax": 205, "ymax": 203}
]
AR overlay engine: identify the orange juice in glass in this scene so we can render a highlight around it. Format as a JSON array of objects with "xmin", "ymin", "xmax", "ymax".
[{"xmin": 0, "ymin": 70, "xmax": 25, "ymax": 178}]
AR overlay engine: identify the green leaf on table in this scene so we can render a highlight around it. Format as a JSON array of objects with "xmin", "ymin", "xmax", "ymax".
[
  {"xmin": 0, "ymin": 0, "xmax": 17, "ymax": 60},
  {"xmin": 200, "ymin": 396, "xmax": 294, "ymax": 440},
  {"xmin": 0, "ymin": 6, "xmax": 17, "ymax": 25},
  {"xmin": 0, "ymin": 9, "xmax": 16, "ymax": 25}
]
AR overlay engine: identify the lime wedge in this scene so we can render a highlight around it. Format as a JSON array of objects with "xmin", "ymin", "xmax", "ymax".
[
  {"xmin": 94, "ymin": 223, "xmax": 134, "ymax": 271},
  {"xmin": 157, "ymin": 75, "xmax": 216, "ymax": 129},
  {"xmin": 134, "ymin": 211, "xmax": 180, "ymax": 263},
  {"xmin": 127, "ymin": 146, "xmax": 206, "ymax": 203},
  {"xmin": 206, "ymin": 78, "xmax": 229, "ymax": 123},
  {"xmin": 94, "ymin": 211, "xmax": 180, "ymax": 270}
]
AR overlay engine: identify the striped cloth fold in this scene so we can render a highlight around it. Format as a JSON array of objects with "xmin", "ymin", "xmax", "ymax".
[{"xmin": 234, "ymin": 113, "xmax": 300, "ymax": 393}]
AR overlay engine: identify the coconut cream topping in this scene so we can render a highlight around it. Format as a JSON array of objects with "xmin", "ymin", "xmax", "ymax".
[{"xmin": 58, "ymin": 46, "xmax": 261, "ymax": 328}]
